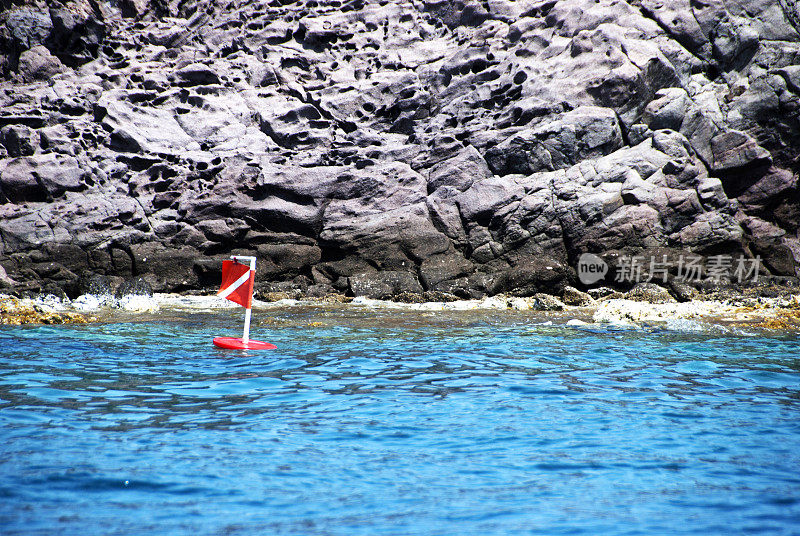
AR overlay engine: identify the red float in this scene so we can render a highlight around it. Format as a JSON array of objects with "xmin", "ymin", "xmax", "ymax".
[{"xmin": 213, "ymin": 337, "xmax": 277, "ymax": 350}]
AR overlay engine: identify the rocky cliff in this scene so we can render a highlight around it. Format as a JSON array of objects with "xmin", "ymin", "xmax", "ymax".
[{"xmin": 0, "ymin": 0, "xmax": 798, "ymax": 300}]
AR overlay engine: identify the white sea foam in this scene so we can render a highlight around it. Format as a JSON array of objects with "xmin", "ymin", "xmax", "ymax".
[
  {"xmin": 663, "ymin": 318, "xmax": 707, "ymax": 332},
  {"xmin": 477, "ymin": 297, "xmax": 511, "ymax": 310},
  {"xmin": 72, "ymin": 292, "xmax": 161, "ymax": 313},
  {"xmin": 265, "ymin": 298, "xmax": 301, "ymax": 307},
  {"xmin": 442, "ymin": 300, "xmax": 483, "ymax": 310},
  {"xmin": 117, "ymin": 294, "xmax": 160, "ymax": 313},
  {"xmin": 350, "ymin": 296, "xmax": 404, "ymax": 308},
  {"xmin": 72, "ymin": 293, "xmax": 114, "ymax": 311},
  {"xmin": 152, "ymin": 293, "xmax": 235, "ymax": 311},
  {"xmin": 348, "ymin": 296, "xmax": 524, "ymax": 311},
  {"xmin": 30, "ymin": 294, "xmax": 70, "ymax": 312},
  {"xmin": 566, "ymin": 319, "xmax": 590, "ymax": 326}
]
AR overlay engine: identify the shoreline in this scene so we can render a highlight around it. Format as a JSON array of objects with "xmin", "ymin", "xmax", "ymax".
[{"xmin": 2, "ymin": 290, "xmax": 799, "ymax": 333}]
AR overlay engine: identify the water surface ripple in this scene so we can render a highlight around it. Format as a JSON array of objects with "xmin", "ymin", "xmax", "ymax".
[{"xmin": 1, "ymin": 307, "xmax": 799, "ymax": 535}]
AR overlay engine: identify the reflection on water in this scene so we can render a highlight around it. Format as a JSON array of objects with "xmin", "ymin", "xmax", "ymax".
[{"xmin": 1, "ymin": 306, "xmax": 799, "ymax": 535}]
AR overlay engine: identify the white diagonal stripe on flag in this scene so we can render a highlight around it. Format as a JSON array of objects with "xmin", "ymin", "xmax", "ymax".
[{"xmin": 217, "ymin": 269, "xmax": 252, "ymax": 299}]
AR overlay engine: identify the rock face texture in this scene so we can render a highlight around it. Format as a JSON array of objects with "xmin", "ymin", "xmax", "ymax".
[{"xmin": 0, "ymin": 0, "xmax": 799, "ymax": 298}]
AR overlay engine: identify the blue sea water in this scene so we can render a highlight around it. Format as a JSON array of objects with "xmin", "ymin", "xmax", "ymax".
[{"xmin": 1, "ymin": 305, "xmax": 799, "ymax": 535}]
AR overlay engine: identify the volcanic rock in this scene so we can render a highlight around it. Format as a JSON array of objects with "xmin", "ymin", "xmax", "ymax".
[{"xmin": 0, "ymin": 0, "xmax": 797, "ymax": 299}]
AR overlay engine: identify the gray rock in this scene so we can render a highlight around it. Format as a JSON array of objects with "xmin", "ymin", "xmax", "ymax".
[
  {"xmin": 424, "ymin": 0, "xmax": 490, "ymax": 28},
  {"xmin": 0, "ymin": 154, "xmax": 86, "ymax": 203},
  {"xmin": 489, "ymin": 256, "xmax": 571, "ymax": 297},
  {"xmin": 170, "ymin": 63, "xmax": 220, "ymax": 86},
  {"xmin": 668, "ymin": 278, "xmax": 699, "ymax": 303},
  {"xmin": 456, "ymin": 176, "xmax": 525, "ymax": 222},
  {"xmin": 711, "ymin": 130, "xmax": 771, "ymax": 172},
  {"xmin": 711, "ymin": 16, "xmax": 760, "ymax": 71},
  {"xmin": 46, "ymin": 6, "xmax": 105, "ymax": 67},
  {"xmin": 304, "ymin": 283, "xmax": 340, "ymax": 299},
  {"xmin": 642, "ymin": 89, "xmax": 692, "ymax": 132},
  {"xmin": 743, "ymin": 216, "xmax": 800, "ymax": 277},
  {"xmin": 732, "ymin": 166, "xmax": 797, "ymax": 214},
  {"xmin": 419, "ymin": 253, "xmax": 474, "ymax": 289},
  {"xmin": 625, "ymin": 282, "xmax": 676, "ymax": 303},
  {"xmin": 0, "ymin": 125, "xmax": 38, "ymax": 157},
  {"xmin": 562, "ymin": 286, "xmax": 595, "ymax": 306},
  {"xmin": 426, "ymin": 186, "xmax": 468, "ymax": 242},
  {"xmin": 349, "ymin": 271, "xmax": 424, "ymax": 299},
  {"xmin": 0, "ymin": 160, "xmax": 45, "ymax": 203},
  {"xmin": 486, "ymin": 106, "xmax": 623, "ymax": 175},
  {"xmin": 696, "ymin": 177, "xmax": 730, "ymax": 210},
  {"xmin": 531, "ymin": 293, "xmax": 565, "ymax": 311},
  {"xmin": 587, "ymin": 287, "xmax": 621, "ymax": 300},
  {"xmin": 78, "ymin": 273, "xmax": 115, "ymax": 296},
  {"xmin": 427, "ymin": 145, "xmax": 491, "ymax": 193},
  {"xmin": 17, "ymin": 45, "xmax": 66, "ymax": 82},
  {"xmin": 640, "ymin": 0, "xmax": 710, "ymax": 56},
  {"xmin": 97, "ymin": 89, "xmax": 202, "ymax": 154},
  {"xmin": 257, "ymin": 243, "xmax": 322, "ymax": 278},
  {"xmin": 2, "ymin": 8, "xmax": 52, "ymax": 51},
  {"xmin": 115, "ymin": 276, "xmax": 153, "ymax": 299},
  {"xmin": 677, "ymin": 107, "xmax": 719, "ymax": 167},
  {"xmin": 651, "ymin": 129, "xmax": 692, "ymax": 160}
]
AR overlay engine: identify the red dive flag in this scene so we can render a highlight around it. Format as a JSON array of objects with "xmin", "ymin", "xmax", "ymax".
[{"xmin": 218, "ymin": 260, "xmax": 255, "ymax": 309}]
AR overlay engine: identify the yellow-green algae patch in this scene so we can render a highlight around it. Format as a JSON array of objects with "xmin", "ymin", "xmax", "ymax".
[
  {"xmin": 0, "ymin": 298, "xmax": 96, "ymax": 325},
  {"xmin": 730, "ymin": 296, "xmax": 800, "ymax": 330}
]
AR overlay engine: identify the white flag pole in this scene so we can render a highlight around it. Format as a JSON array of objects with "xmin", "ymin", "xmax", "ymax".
[
  {"xmin": 243, "ymin": 307, "xmax": 251, "ymax": 343},
  {"xmin": 231, "ymin": 256, "xmax": 256, "ymax": 344}
]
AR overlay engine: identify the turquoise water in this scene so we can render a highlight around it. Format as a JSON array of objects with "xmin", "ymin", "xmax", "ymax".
[{"xmin": 1, "ymin": 306, "xmax": 799, "ymax": 535}]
